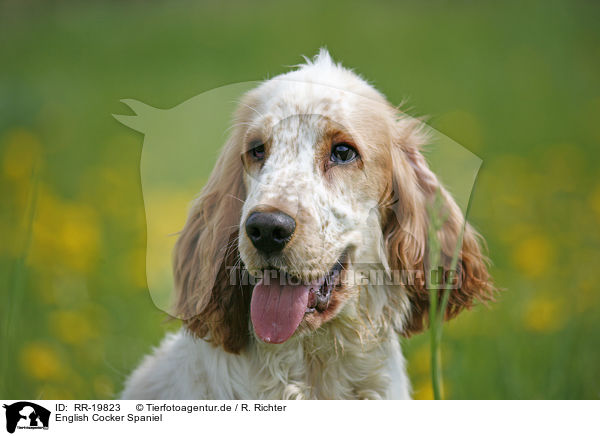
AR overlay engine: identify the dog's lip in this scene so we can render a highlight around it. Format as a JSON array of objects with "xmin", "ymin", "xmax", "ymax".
[
  {"xmin": 305, "ymin": 252, "xmax": 348, "ymax": 314},
  {"xmin": 258, "ymin": 251, "xmax": 347, "ymax": 284}
]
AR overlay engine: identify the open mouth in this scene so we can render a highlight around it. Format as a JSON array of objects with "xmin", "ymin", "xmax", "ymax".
[
  {"xmin": 250, "ymin": 255, "xmax": 347, "ymax": 344},
  {"xmin": 305, "ymin": 260, "xmax": 344, "ymax": 314}
]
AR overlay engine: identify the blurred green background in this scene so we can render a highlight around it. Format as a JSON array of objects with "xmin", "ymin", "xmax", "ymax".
[{"xmin": 1, "ymin": 0, "xmax": 599, "ymax": 399}]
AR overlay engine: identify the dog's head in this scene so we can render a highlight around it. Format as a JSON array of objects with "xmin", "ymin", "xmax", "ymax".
[{"xmin": 173, "ymin": 50, "xmax": 493, "ymax": 353}]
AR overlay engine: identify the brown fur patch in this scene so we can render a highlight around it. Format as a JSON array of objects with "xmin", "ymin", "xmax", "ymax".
[{"xmin": 381, "ymin": 117, "xmax": 495, "ymax": 335}]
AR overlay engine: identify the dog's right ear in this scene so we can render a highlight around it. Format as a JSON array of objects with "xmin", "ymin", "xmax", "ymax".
[{"xmin": 172, "ymin": 103, "xmax": 255, "ymax": 354}]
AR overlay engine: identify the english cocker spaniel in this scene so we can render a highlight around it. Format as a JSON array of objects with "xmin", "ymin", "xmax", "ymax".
[{"xmin": 122, "ymin": 49, "xmax": 493, "ymax": 400}]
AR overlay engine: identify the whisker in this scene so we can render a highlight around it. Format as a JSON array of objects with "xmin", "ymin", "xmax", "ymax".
[
  {"xmin": 336, "ymin": 259, "xmax": 348, "ymax": 272},
  {"xmin": 238, "ymin": 101, "xmax": 265, "ymax": 118},
  {"xmin": 224, "ymin": 121, "xmax": 255, "ymax": 134},
  {"xmin": 226, "ymin": 193, "xmax": 246, "ymax": 204},
  {"xmin": 218, "ymin": 235, "xmax": 240, "ymax": 258}
]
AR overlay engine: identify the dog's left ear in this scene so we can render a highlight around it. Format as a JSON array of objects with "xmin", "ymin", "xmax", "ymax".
[{"xmin": 381, "ymin": 118, "xmax": 494, "ymax": 336}]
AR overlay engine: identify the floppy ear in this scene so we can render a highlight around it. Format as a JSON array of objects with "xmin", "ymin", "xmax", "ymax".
[
  {"xmin": 172, "ymin": 118, "xmax": 252, "ymax": 354},
  {"xmin": 382, "ymin": 118, "xmax": 493, "ymax": 336}
]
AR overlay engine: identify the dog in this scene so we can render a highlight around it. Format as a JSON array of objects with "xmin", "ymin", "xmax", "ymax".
[{"xmin": 121, "ymin": 49, "xmax": 493, "ymax": 400}]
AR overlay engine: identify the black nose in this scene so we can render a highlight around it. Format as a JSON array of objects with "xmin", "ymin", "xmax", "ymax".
[{"xmin": 245, "ymin": 211, "xmax": 296, "ymax": 254}]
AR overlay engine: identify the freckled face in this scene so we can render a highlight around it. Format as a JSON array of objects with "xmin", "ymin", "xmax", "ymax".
[{"xmin": 238, "ymin": 107, "xmax": 389, "ymax": 281}]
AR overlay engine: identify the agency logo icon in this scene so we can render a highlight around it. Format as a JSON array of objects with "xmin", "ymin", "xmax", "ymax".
[{"xmin": 3, "ymin": 402, "xmax": 50, "ymax": 434}]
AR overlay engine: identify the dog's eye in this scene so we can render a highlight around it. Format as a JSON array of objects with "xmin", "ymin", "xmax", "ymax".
[
  {"xmin": 331, "ymin": 143, "xmax": 358, "ymax": 164},
  {"xmin": 250, "ymin": 143, "xmax": 265, "ymax": 160}
]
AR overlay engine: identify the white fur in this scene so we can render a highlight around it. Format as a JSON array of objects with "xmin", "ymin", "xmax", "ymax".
[{"xmin": 122, "ymin": 327, "xmax": 410, "ymax": 400}]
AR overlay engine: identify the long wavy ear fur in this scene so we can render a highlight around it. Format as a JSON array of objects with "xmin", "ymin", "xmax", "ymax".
[
  {"xmin": 382, "ymin": 117, "xmax": 494, "ymax": 336},
  {"xmin": 172, "ymin": 107, "xmax": 253, "ymax": 354}
]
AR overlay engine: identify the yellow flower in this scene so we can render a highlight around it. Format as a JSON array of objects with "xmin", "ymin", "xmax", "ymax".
[
  {"xmin": 50, "ymin": 310, "xmax": 96, "ymax": 345},
  {"xmin": 412, "ymin": 379, "xmax": 451, "ymax": 400},
  {"xmin": 144, "ymin": 188, "xmax": 199, "ymax": 310},
  {"xmin": 1, "ymin": 128, "xmax": 41, "ymax": 182},
  {"xmin": 20, "ymin": 342, "xmax": 64, "ymax": 381},
  {"xmin": 523, "ymin": 298, "xmax": 566, "ymax": 332},
  {"xmin": 29, "ymin": 188, "xmax": 100, "ymax": 273},
  {"xmin": 409, "ymin": 343, "xmax": 453, "ymax": 399},
  {"xmin": 409, "ymin": 343, "xmax": 430, "ymax": 376},
  {"xmin": 512, "ymin": 235, "xmax": 554, "ymax": 277},
  {"xmin": 413, "ymin": 379, "xmax": 435, "ymax": 400},
  {"xmin": 60, "ymin": 204, "xmax": 100, "ymax": 270}
]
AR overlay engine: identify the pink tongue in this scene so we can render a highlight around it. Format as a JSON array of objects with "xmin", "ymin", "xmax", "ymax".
[{"xmin": 250, "ymin": 277, "xmax": 310, "ymax": 344}]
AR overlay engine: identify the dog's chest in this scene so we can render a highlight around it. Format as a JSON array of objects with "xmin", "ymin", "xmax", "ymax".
[{"xmin": 248, "ymin": 336, "xmax": 396, "ymax": 400}]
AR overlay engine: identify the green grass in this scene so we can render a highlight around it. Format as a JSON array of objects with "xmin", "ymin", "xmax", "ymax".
[
  {"xmin": 1, "ymin": 0, "xmax": 599, "ymax": 399},
  {"xmin": 1, "ymin": 158, "xmax": 39, "ymax": 396},
  {"xmin": 426, "ymin": 190, "xmax": 464, "ymax": 400}
]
